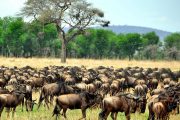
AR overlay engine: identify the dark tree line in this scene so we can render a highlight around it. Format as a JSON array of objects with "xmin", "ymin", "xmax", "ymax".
[{"xmin": 0, "ymin": 17, "xmax": 179, "ymax": 60}]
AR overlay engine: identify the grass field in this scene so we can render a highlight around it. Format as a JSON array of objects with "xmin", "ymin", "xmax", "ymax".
[
  {"xmin": 1, "ymin": 104, "xmax": 180, "ymax": 120},
  {"xmin": 0, "ymin": 57, "xmax": 180, "ymax": 120}
]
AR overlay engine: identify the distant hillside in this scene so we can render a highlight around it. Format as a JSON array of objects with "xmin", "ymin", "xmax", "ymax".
[{"xmin": 101, "ymin": 25, "xmax": 172, "ymax": 40}]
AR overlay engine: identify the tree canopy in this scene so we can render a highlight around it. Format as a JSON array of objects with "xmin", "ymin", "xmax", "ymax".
[
  {"xmin": 19, "ymin": 0, "xmax": 109, "ymax": 63},
  {"xmin": 0, "ymin": 16, "xmax": 179, "ymax": 60}
]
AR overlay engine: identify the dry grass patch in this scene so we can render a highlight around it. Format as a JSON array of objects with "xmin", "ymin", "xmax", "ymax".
[{"xmin": 0, "ymin": 57, "xmax": 179, "ymax": 70}]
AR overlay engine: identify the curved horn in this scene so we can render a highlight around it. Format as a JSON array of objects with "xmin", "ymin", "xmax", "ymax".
[
  {"xmin": 32, "ymin": 99, "xmax": 37, "ymax": 102},
  {"xmin": 125, "ymin": 93, "xmax": 135, "ymax": 99}
]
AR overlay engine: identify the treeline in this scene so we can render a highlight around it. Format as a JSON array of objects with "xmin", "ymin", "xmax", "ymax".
[{"xmin": 0, "ymin": 17, "xmax": 179, "ymax": 60}]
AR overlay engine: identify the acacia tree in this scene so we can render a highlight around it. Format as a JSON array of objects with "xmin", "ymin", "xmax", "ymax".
[{"xmin": 19, "ymin": 0, "xmax": 108, "ymax": 63}]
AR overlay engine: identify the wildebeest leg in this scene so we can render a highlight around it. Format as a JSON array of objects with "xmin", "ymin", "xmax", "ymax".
[
  {"xmin": 103, "ymin": 110, "xmax": 110, "ymax": 120},
  {"xmin": 111, "ymin": 112, "xmax": 118, "ymax": 120},
  {"xmin": 0, "ymin": 106, "xmax": 4, "ymax": 120},
  {"xmin": 52, "ymin": 102, "xmax": 62, "ymax": 120},
  {"xmin": 38, "ymin": 98, "xmax": 44, "ymax": 109},
  {"xmin": 6, "ymin": 108, "xmax": 10, "ymax": 119},
  {"xmin": 125, "ymin": 111, "xmax": 130, "ymax": 120},
  {"xmin": 148, "ymin": 112, "xmax": 155, "ymax": 120},
  {"xmin": 114, "ymin": 112, "xmax": 118, "ymax": 120},
  {"xmin": 50, "ymin": 95, "xmax": 54, "ymax": 106},
  {"xmin": 38, "ymin": 90, "xmax": 45, "ymax": 109},
  {"xmin": 21, "ymin": 98, "xmax": 24, "ymax": 112},
  {"xmin": 12, "ymin": 107, "xmax": 16, "ymax": 119},
  {"xmin": 25, "ymin": 99, "xmax": 28, "ymax": 111},
  {"xmin": 79, "ymin": 108, "xmax": 86, "ymax": 120},
  {"xmin": 45, "ymin": 96, "xmax": 50, "ymax": 109},
  {"xmin": 110, "ymin": 112, "xmax": 114, "ymax": 120},
  {"xmin": 99, "ymin": 109, "xmax": 106, "ymax": 120},
  {"xmin": 177, "ymin": 105, "xmax": 179, "ymax": 114},
  {"xmin": 62, "ymin": 108, "xmax": 67, "ymax": 119}
]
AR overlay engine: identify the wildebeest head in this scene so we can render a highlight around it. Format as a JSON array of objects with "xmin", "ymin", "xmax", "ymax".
[
  {"xmin": 126, "ymin": 94, "xmax": 147, "ymax": 113},
  {"xmin": 80, "ymin": 92, "xmax": 100, "ymax": 105},
  {"xmin": 125, "ymin": 94, "xmax": 139, "ymax": 113},
  {"xmin": 85, "ymin": 92, "xmax": 96, "ymax": 100},
  {"xmin": 93, "ymin": 92, "xmax": 103, "ymax": 104}
]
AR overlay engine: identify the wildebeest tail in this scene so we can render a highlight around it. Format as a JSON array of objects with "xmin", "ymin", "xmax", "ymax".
[
  {"xmin": 99, "ymin": 109, "xmax": 106, "ymax": 120},
  {"xmin": 0, "ymin": 98, "xmax": 4, "ymax": 108},
  {"xmin": 98, "ymin": 100, "xmax": 106, "ymax": 119},
  {"xmin": 52, "ymin": 98, "xmax": 60, "ymax": 117},
  {"xmin": 100, "ymin": 99, "xmax": 105, "ymax": 109}
]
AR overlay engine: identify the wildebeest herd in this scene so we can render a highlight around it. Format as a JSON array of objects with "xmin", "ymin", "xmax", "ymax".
[{"xmin": 0, "ymin": 65, "xmax": 179, "ymax": 120}]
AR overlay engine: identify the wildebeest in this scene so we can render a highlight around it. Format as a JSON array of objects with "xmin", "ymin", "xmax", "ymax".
[
  {"xmin": 52, "ymin": 92, "xmax": 100, "ymax": 120},
  {"xmin": 0, "ymin": 89, "xmax": 10, "ymax": 94},
  {"xmin": 148, "ymin": 91, "xmax": 179, "ymax": 120},
  {"xmin": 38, "ymin": 82, "xmax": 74, "ymax": 109},
  {"xmin": 0, "ymin": 77, "xmax": 6, "ymax": 88},
  {"xmin": 85, "ymin": 83, "xmax": 97, "ymax": 93},
  {"xmin": 21, "ymin": 84, "xmax": 36, "ymax": 111},
  {"xmin": 124, "ymin": 76, "xmax": 137, "ymax": 91},
  {"xmin": 0, "ymin": 65, "xmax": 179, "ymax": 119},
  {"xmin": 152, "ymin": 102, "xmax": 169, "ymax": 120},
  {"xmin": 0, "ymin": 90, "xmax": 25, "ymax": 119},
  {"xmin": 3, "ymin": 83, "xmax": 35, "ymax": 112},
  {"xmin": 110, "ymin": 80, "xmax": 120, "ymax": 95},
  {"xmin": 150, "ymin": 87, "xmax": 165, "ymax": 96},
  {"xmin": 148, "ymin": 78, "xmax": 158, "ymax": 91},
  {"xmin": 99, "ymin": 93, "xmax": 147, "ymax": 120},
  {"xmin": 134, "ymin": 84, "xmax": 147, "ymax": 97}
]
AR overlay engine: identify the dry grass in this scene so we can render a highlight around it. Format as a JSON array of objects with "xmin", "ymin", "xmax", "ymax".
[{"xmin": 0, "ymin": 57, "xmax": 180, "ymax": 70}]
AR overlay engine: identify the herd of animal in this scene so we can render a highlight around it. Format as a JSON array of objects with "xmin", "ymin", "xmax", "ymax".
[{"xmin": 0, "ymin": 65, "xmax": 179, "ymax": 120}]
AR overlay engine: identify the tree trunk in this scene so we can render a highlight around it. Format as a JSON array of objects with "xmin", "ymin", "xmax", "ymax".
[
  {"xmin": 128, "ymin": 55, "xmax": 130, "ymax": 61},
  {"xmin": 61, "ymin": 39, "xmax": 67, "ymax": 63},
  {"xmin": 128, "ymin": 54, "xmax": 133, "ymax": 61}
]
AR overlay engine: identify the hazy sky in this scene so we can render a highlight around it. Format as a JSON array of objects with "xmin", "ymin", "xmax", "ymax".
[{"xmin": 0, "ymin": 0, "xmax": 179, "ymax": 32}]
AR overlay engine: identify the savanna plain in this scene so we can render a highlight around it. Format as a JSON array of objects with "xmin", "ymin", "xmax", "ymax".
[{"xmin": 0, "ymin": 57, "xmax": 180, "ymax": 120}]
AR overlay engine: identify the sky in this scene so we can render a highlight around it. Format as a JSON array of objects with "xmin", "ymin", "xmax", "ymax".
[{"xmin": 0, "ymin": 0, "xmax": 180, "ymax": 32}]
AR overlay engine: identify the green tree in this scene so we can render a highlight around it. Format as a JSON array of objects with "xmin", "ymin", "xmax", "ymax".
[
  {"xmin": 123, "ymin": 33, "xmax": 142, "ymax": 60},
  {"xmin": 142, "ymin": 32, "xmax": 159, "ymax": 46},
  {"xmin": 105, "ymin": 30, "xmax": 118, "ymax": 58},
  {"xmin": 139, "ymin": 32, "xmax": 160, "ymax": 60},
  {"xmin": 74, "ymin": 29, "xmax": 97, "ymax": 58},
  {"xmin": 164, "ymin": 33, "xmax": 180, "ymax": 60},
  {"xmin": 0, "ymin": 18, "xmax": 3, "ymax": 52},
  {"xmin": 94, "ymin": 29, "xmax": 110, "ymax": 58},
  {"xmin": 0, "ymin": 17, "xmax": 13, "ymax": 56},
  {"xmin": 164, "ymin": 33, "xmax": 180, "ymax": 50},
  {"xmin": 116, "ymin": 34, "xmax": 128, "ymax": 59},
  {"xmin": 19, "ymin": 0, "xmax": 108, "ymax": 63},
  {"xmin": 2, "ymin": 17, "xmax": 25, "ymax": 57},
  {"xmin": 20, "ymin": 32, "xmax": 38, "ymax": 57}
]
